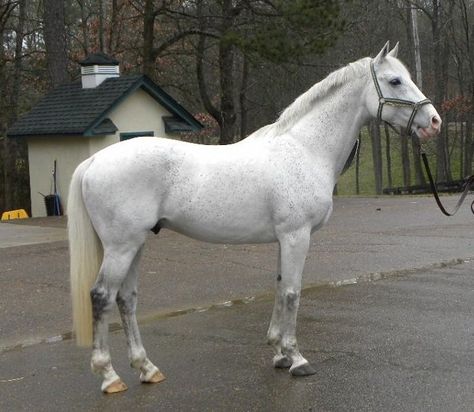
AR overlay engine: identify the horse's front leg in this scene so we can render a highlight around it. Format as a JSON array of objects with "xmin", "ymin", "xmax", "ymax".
[
  {"xmin": 116, "ymin": 249, "xmax": 165, "ymax": 385},
  {"xmin": 267, "ymin": 244, "xmax": 292, "ymax": 368},
  {"xmin": 268, "ymin": 228, "xmax": 316, "ymax": 376}
]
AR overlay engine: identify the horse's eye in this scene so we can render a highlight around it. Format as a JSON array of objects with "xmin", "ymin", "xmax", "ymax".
[{"xmin": 390, "ymin": 78, "xmax": 401, "ymax": 86}]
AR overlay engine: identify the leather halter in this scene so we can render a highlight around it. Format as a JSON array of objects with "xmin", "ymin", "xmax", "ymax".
[
  {"xmin": 370, "ymin": 60, "xmax": 432, "ymax": 133},
  {"xmin": 370, "ymin": 60, "xmax": 474, "ymax": 216}
]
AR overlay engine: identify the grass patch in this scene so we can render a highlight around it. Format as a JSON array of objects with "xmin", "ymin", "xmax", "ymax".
[{"xmin": 336, "ymin": 127, "xmax": 465, "ymax": 196}]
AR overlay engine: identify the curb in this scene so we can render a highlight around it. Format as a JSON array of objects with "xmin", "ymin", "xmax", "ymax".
[{"xmin": 1, "ymin": 256, "xmax": 470, "ymax": 354}]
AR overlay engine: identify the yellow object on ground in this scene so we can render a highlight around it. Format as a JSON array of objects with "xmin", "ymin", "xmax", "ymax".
[{"xmin": 1, "ymin": 209, "xmax": 29, "ymax": 220}]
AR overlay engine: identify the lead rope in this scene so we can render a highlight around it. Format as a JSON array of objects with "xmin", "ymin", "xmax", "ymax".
[
  {"xmin": 419, "ymin": 146, "xmax": 474, "ymax": 216},
  {"xmin": 382, "ymin": 121, "xmax": 474, "ymax": 216}
]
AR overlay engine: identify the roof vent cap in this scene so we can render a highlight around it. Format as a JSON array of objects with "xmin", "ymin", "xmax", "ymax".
[{"xmin": 79, "ymin": 52, "xmax": 120, "ymax": 89}]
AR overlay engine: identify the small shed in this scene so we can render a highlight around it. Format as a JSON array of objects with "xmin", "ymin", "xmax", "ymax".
[{"xmin": 8, "ymin": 53, "xmax": 202, "ymax": 217}]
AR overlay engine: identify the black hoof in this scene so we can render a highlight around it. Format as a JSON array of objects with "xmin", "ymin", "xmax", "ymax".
[
  {"xmin": 274, "ymin": 356, "xmax": 292, "ymax": 369},
  {"xmin": 290, "ymin": 363, "xmax": 317, "ymax": 376}
]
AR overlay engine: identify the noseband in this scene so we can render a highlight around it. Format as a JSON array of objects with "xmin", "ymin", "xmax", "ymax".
[{"xmin": 370, "ymin": 60, "xmax": 431, "ymax": 133}]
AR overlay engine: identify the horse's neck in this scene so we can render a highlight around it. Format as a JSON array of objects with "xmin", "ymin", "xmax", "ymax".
[{"xmin": 285, "ymin": 78, "xmax": 370, "ymax": 178}]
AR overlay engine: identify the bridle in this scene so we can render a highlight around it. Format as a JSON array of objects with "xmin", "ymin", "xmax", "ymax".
[
  {"xmin": 370, "ymin": 60, "xmax": 474, "ymax": 217},
  {"xmin": 370, "ymin": 60, "xmax": 432, "ymax": 133}
]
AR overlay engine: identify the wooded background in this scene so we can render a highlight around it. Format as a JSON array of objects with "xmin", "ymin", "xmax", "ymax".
[{"xmin": 1, "ymin": 0, "xmax": 473, "ymax": 212}]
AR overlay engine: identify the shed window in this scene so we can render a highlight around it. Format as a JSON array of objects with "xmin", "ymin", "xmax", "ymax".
[{"xmin": 120, "ymin": 131, "xmax": 154, "ymax": 141}]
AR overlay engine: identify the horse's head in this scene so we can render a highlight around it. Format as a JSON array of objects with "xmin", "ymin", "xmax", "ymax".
[{"xmin": 366, "ymin": 41, "xmax": 441, "ymax": 141}]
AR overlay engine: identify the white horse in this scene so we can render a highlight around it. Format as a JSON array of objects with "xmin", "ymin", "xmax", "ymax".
[{"xmin": 68, "ymin": 42, "xmax": 441, "ymax": 393}]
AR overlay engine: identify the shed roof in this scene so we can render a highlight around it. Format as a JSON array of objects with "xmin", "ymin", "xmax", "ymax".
[{"xmin": 7, "ymin": 74, "xmax": 202, "ymax": 138}]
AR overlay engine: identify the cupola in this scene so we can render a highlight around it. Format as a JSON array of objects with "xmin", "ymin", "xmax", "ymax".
[{"xmin": 79, "ymin": 52, "xmax": 120, "ymax": 89}]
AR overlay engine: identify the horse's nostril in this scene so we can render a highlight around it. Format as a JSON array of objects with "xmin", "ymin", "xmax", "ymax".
[{"xmin": 431, "ymin": 116, "xmax": 441, "ymax": 129}]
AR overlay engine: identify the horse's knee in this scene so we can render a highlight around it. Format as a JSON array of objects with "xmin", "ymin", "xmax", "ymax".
[{"xmin": 284, "ymin": 289, "xmax": 300, "ymax": 312}]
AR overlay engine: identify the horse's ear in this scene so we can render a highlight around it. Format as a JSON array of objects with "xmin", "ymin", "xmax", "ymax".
[
  {"xmin": 374, "ymin": 41, "xmax": 390, "ymax": 64},
  {"xmin": 388, "ymin": 42, "xmax": 399, "ymax": 58}
]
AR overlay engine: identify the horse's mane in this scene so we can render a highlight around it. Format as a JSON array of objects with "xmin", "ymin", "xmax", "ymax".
[{"xmin": 274, "ymin": 57, "xmax": 371, "ymax": 134}]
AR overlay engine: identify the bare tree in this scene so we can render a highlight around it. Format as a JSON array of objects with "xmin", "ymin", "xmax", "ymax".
[
  {"xmin": 453, "ymin": 0, "xmax": 474, "ymax": 177},
  {"xmin": 407, "ymin": 4, "xmax": 426, "ymax": 185},
  {"xmin": 2, "ymin": 0, "xmax": 28, "ymax": 212},
  {"xmin": 420, "ymin": 0, "xmax": 455, "ymax": 181}
]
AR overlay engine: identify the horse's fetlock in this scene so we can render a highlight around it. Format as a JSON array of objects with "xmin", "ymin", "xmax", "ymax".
[
  {"xmin": 91, "ymin": 351, "xmax": 111, "ymax": 373},
  {"xmin": 281, "ymin": 336, "xmax": 298, "ymax": 354},
  {"xmin": 267, "ymin": 330, "xmax": 281, "ymax": 347},
  {"xmin": 130, "ymin": 350, "xmax": 147, "ymax": 369}
]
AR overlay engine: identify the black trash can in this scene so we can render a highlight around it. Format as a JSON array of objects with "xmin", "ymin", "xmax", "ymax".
[{"xmin": 44, "ymin": 194, "xmax": 63, "ymax": 216}]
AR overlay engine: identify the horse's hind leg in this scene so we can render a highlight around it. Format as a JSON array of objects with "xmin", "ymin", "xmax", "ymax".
[
  {"xmin": 116, "ymin": 248, "xmax": 166, "ymax": 385},
  {"xmin": 90, "ymin": 243, "xmax": 143, "ymax": 393},
  {"xmin": 269, "ymin": 228, "xmax": 316, "ymax": 376}
]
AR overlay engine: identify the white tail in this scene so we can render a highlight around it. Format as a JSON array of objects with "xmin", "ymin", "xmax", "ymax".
[{"xmin": 68, "ymin": 158, "xmax": 103, "ymax": 347}]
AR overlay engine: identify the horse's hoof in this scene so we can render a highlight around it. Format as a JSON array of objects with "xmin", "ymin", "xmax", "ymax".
[
  {"xmin": 141, "ymin": 370, "xmax": 166, "ymax": 384},
  {"xmin": 103, "ymin": 379, "xmax": 128, "ymax": 394},
  {"xmin": 273, "ymin": 355, "xmax": 292, "ymax": 369},
  {"xmin": 290, "ymin": 362, "xmax": 317, "ymax": 377}
]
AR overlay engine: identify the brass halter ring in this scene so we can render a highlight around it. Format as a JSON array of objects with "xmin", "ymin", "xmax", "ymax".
[{"xmin": 370, "ymin": 60, "xmax": 431, "ymax": 133}]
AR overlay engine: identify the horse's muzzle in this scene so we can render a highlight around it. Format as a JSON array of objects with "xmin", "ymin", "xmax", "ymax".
[{"xmin": 416, "ymin": 114, "xmax": 442, "ymax": 141}]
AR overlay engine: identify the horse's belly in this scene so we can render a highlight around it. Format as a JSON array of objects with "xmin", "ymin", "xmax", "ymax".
[
  {"xmin": 164, "ymin": 220, "xmax": 277, "ymax": 244},
  {"xmin": 161, "ymin": 196, "xmax": 277, "ymax": 244}
]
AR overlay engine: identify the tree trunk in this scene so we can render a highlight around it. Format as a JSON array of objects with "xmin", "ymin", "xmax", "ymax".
[
  {"xmin": 218, "ymin": 0, "xmax": 237, "ymax": 144},
  {"xmin": 239, "ymin": 55, "xmax": 249, "ymax": 140},
  {"xmin": 2, "ymin": 0, "xmax": 26, "ymax": 212},
  {"xmin": 410, "ymin": 5, "xmax": 423, "ymax": 89},
  {"xmin": 465, "ymin": 112, "xmax": 473, "ymax": 177},
  {"xmin": 0, "ymin": 9, "xmax": 6, "ymax": 213},
  {"xmin": 9, "ymin": 0, "xmax": 25, "ymax": 125},
  {"xmin": 196, "ymin": 32, "xmax": 221, "ymax": 128},
  {"xmin": 78, "ymin": 0, "xmax": 89, "ymax": 55},
  {"xmin": 108, "ymin": 0, "xmax": 120, "ymax": 54},
  {"xmin": 407, "ymin": 5, "xmax": 426, "ymax": 186},
  {"xmin": 43, "ymin": 0, "xmax": 69, "ymax": 88},
  {"xmin": 462, "ymin": 5, "xmax": 474, "ymax": 178},
  {"xmin": 370, "ymin": 122, "xmax": 383, "ymax": 195},
  {"xmin": 401, "ymin": 130, "xmax": 411, "ymax": 187},
  {"xmin": 98, "ymin": 0, "xmax": 106, "ymax": 53},
  {"xmin": 13, "ymin": 0, "xmax": 29, "ymax": 210},
  {"xmin": 411, "ymin": 137, "xmax": 425, "ymax": 185},
  {"xmin": 431, "ymin": 0, "xmax": 452, "ymax": 181},
  {"xmin": 384, "ymin": 124, "xmax": 393, "ymax": 188},
  {"xmin": 143, "ymin": 0, "xmax": 155, "ymax": 77}
]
